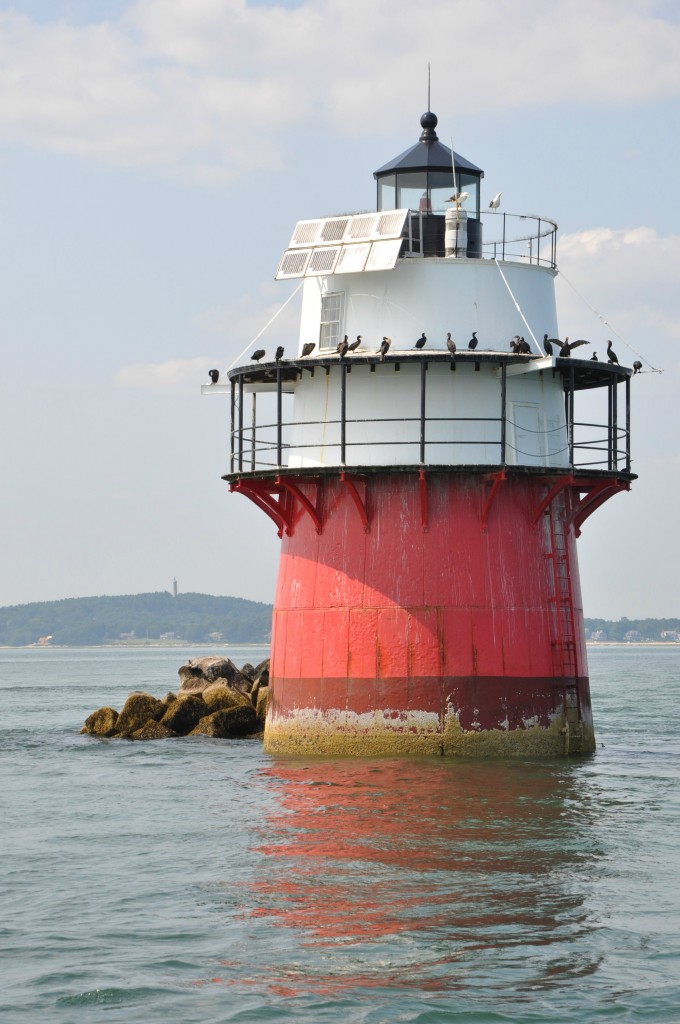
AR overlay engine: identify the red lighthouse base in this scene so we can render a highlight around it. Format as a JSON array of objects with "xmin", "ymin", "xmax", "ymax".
[{"xmin": 238, "ymin": 469, "xmax": 617, "ymax": 757}]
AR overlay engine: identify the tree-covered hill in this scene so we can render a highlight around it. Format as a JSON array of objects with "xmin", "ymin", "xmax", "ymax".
[{"xmin": 0, "ymin": 592, "xmax": 272, "ymax": 647}]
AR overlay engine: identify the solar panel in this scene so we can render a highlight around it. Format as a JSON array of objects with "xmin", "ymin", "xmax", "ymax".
[{"xmin": 276, "ymin": 210, "xmax": 410, "ymax": 279}]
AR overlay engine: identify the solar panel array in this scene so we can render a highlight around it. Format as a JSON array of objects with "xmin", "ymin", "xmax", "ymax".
[{"xmin": 276, "ymin": 210, "xmax": 410, "ymax": 280}]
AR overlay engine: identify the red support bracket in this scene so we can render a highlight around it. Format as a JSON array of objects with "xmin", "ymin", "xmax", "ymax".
[
  {"xmin": 419, "ymin": 469, "xmax": 428, "ymax": 530},
  {"xmin": 340, "ymin": 472, "xmax": 369, "ymax": 533},
  {"xmin": 480, "ymin": 470, "xmax": 506, "ymax": 532},
  {"xmin": 276, "ymin": 476, "xmax": 323, "ymax": 534},
  {"xmin": 571, "ymin": 480, "xmax": 630, "ymax": 537},
  {"xmin": 532, "ymin": 475, "xmax": 575, "ymax": 524},
  {"xmin": 229, "ymin": 480, "xmax": 292, "ymax": 538}
]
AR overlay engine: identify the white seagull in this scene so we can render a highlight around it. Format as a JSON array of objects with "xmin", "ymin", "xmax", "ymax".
[{"xmin": 489, "ymin": 192, "xmax": 503, "ymax": 210}]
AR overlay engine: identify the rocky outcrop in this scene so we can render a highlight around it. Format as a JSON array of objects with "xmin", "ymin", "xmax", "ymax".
[
  {"xmin": 81, "ymin": 706, "xmax": 119, "ymax": 737},
  {"xmin": 178, "ymin": 656, "xmax": 252, "ymax": 696},
  {"xmin": 189, "ymin": 704, "xmax": 259, "ymax": 738},
  {"xmin": 81, "ymin": 657, "xmax": 270, "ymax": 742}
]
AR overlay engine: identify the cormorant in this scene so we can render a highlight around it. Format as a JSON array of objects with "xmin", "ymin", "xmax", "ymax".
[
  {"xmin": 633, "ymin": 360, "xmax": 642, "ymax": 374},
  {"xmin": 607, "ymin": 340, "xmax": 619, "ymax": 364},
  {"xmin": 275, "ymin": 345, "xmax": 284, "ymax": 363},
  {"xmin": 446, "ymin": 332, "xmax": 456, "ymax": 355},
  {"xmin": 337, "ymin": 336, "xmax": 349, "ymax": 357},
  {"xmin": 415, "ymin": 332, "xmax": 427, "ymax": 349},
  {"xmin": 489, "ymin": 192, "xmax": 502, "ymax": 210},
  {"xmin": 556, "ymin": 337, "xmax": 590, "ymax": 356},
  {"xmin": 590, "ymin": 352, "xmax": 599, "ymax": 361},
  {"xmin": 301, "ymin": 342, "xmax": 316, "ymax": 357},
  {"xmin": 518, "ymin": 337, "xmax": 531, "ymax": 354},
  {"xmin": 543, "ymin": 334, "xmax": 556, "ymax": 357},
  {"xmin": 208, "ymin": 368, "xmax": 219, "ymax": 384},
  {"xmin": 251, "ymin": 349, "xmax": 266, "ymax": 362},
  {"xmin": 468, "ymin": 332, "xmax": 478, "ymax": 350},
  {"xmin": 379, "ymin": 336, "xmax": 391, "ymax": 359},
  {"xmin": 347, "ymin": 336, "xmax": 362, "ymax": 351}
]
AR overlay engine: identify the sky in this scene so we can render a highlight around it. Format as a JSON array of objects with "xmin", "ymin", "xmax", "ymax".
[{"xmin": 0, "ymin": 0, "xmax": 678, "ymax": 619}]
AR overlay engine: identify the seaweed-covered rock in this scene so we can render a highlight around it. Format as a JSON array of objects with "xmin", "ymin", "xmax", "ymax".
[
  {"xmin": 255, "ymin": 686, "xmax": 269, "ymax": 724},
  {"xmin": 202, "ymin": 682, "xmax": 253, "ymax": 713},
  {"xmin": 178, "ymin": 656, "xmax": 252, "ymax": 696},
  {"xmin": 240, "ymin": 662, "xmax": 257, "ymax": 681},
  {"xmin": 114, "ymin": 693, "xmax": 166, "ymax": 736},
  {"xmin": 130, "ymin": 719, "xmax": 177, "ymax": 741},
  {"xmin": 189, "ymin": 704, "xmax": 259, "ymax": 738},
  {"xmin": 253, "ymin": 659, "xmax": 270, "ymax": 687},
  {"xmin": 161, "ymin": 691, "xmax": 177, "ymax": 706},
  {"xmin": 81, "ymin": 706, "xmax": 119, "ymax": 737},
  {"xmin": 160, "ymin": 694, "xmax": 207, "ymax": 735}
]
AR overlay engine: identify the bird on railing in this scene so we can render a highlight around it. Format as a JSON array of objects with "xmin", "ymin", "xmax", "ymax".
[
  {"xmin": 517, "ymin": 337, "xmax": 531, "ymax": 354},
  {"xmin": 337, "ymin": 336, "xmax": 349, "ymax": 358},
  {"xmin": 468, "ymin": 332, "xmax": 478, "ymax": 350},
  {"xmin": 301, "ymin": 342, "xmax": 316, "ymax": 357},
  {"xmin": 251, "ymin": 349, "xmax": 266, "ymax": 362},
  {"xmin": 556, "ymin": 337, "xmax": 590, "ymax": 356},
  {"xmin": 446, "ymin": 332, "xmax": 456, "ymax": 355},
  {"xmin": 633, "ymin": 360, "xmax": 643, "ymax": 374},
  {"xmin": 446, "ymin": 191, "xmax": 469, "ymax": 207},
  {"xmin": 414, "ymin": 332, "xmax": 427, "ymax": 349},
  {"xmin": 590, "ymin": 352, "xmax": 599, "ymax": 361},
  {"xmin": 542, "ymin": 334, "xmax": 559, "ymax": 356},
  {"xmin": 208, "ymin": 368, "xmax": 220, "ymax": 384},
  {"xmin": 348, "ymin": 336, "xmax": 362, "ymax": 351},
  {"xmin": 379, "ymin": 336, "xmax": 391, "ymax": 360},
  {"xmin": 606, "ymin": 340, "xmax": 619, "ymax": 364},
  {"xmin": 489, "ymin": 192, "xmax": 503, "ymax": 210},
  {"xmin": 275, "ymin": 345, "xmax": 284, "ymax": 363}
]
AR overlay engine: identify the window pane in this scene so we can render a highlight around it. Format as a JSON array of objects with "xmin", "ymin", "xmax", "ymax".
[{"xmin": 319, "ymin": 292, "xmax": 344, "ymax": 350}]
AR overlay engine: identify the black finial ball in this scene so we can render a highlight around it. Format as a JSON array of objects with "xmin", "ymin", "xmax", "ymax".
[{"xmin": 420, "ymin": 111, "xmax": 438, "ymax": 131}]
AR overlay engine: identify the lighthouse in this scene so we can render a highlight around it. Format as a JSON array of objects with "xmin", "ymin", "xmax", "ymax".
[{"xmin": 206, "ymin": 111, "xmax": 635, "ymax": 757}]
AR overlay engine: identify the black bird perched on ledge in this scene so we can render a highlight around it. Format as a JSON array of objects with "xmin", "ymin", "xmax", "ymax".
[
  {"xmin": 301, "ymin": 342, "xmax": 316, "ymax": 357},
  {"xmin": 543, "ymin": 334, "xmax": 557, "ymax": 356},
  {"xmin": 591, "ymin": 352, "xmax": 599, "ymax": 361},
  {"xmin": 415, "ymin": 332, "xmax": 427, "ymax": 349},
  {"xmin": 275, "ymin": 345, "xmax": 284, "ymax": 363},
  {"xmin": 607, "ymin": 340, "xmax": 619, "ymax": 364},
  {"xmin": 347, "ymin": 336, "xmax": 362, "ymax": 351},
  {"xmin": 208, "ymin": 368, "xmax": 220, "ymax": 384},
  {"xmin": 379, "ymin": 336, "xmax": 391, "ymax": 359},
  {"xmin": 468, "ymin": 332, "xmax": 478, "ymax": 350},
  {"xmin": 337, "ymin": 336, "xmax": 349, "ymax": 357},
  {"xmin": 251, "ymin": 349, "xmax": 266, "ymax": 361},
  {"xmin": 556, "ymin": 337, "xmax": 590, "ymax": 356},
  {"xmin": 446, "ymin": 332, "xmax": 456, "ymax": 355},
  {"xmin": 633, "ymin": 360, "xmax": 643, "ymax": 374}
]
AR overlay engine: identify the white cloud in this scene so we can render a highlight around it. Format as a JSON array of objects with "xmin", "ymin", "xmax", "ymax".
[
  {"xmin": 0, "ymin": 0, "xmax": 679, "ymax": 179},
  {"xmin": 556, "ymin": 226, "xmax": 680, "ymax": 362}
]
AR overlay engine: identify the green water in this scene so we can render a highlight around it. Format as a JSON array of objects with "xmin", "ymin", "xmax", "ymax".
[{"xmin": 1, "ymin": 645, "xmax": 679, "ymax": 1022}]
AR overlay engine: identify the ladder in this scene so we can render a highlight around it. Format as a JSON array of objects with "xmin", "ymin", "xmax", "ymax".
[{"xmin": 544, "ymin": 495, "xmax": 583, "ymax": 754}]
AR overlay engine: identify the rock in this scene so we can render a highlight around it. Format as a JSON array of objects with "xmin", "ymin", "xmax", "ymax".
[
  {"xmin": 256, "ymin": 686, "xmax": 269, "ymax": 724},
  {"xmin": 81, "ymin": 706, "xmax": 119, "ymax": 737},
  {"xmin": 160, "ymin": 694, "xmax": 207, "ymax": 735},
  {"xmin": 161, "ymin": 691, "xmax": 177, "ymax": 706},
  {"xmin": 202, "ymin": 682, "xmax": 253, "ymax": 712},
  {"xmin": 114, "ymin": 693, "xmax": 166, "ymax": 736},
  {"xmin": 240, "ymin": 662, "xmax": 257, "ymax": 681},
  {"xmin": 130, "ymin": 719, "xmax": 176, "ymax": 741},
  {"xmin": 178, "ymin": 656, "xmax": 252, "ymax": 696},
  {"xmin": 253, "ymin": 659, "xmax": 270, "ymax": 688},
  {"xmin": 189, "ymin": 704, "xmax": 259, "ymax": 738}
]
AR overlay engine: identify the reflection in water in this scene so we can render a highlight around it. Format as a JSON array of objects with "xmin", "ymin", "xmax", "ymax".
[{"xmin": 233, "ymin": 758, "xmax": 605, "ymax": 999}]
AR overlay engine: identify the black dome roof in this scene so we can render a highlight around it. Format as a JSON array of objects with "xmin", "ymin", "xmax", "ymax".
[{"xmin": 373, "ymin": 111, "xmax": 483, "ymax": 178}]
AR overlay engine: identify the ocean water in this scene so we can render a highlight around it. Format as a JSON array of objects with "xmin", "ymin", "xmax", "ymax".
[{"xmin": 1, "ymin": 645, "xmax": 680, "ymax": 1024}]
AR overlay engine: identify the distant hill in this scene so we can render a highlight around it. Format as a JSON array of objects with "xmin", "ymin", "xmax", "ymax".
[
  {"xmin": 584, "ymin": 618, "xmax": 680, "ymax": 642},
  {"xmin": 0, "ymin": 592, "xmax": 273, "ymax": 647}
]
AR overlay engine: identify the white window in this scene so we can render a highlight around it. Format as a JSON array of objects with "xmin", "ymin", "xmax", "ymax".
[{"xmin": 319, "ymin": 291, "xmax": 344, "ymax": 350}]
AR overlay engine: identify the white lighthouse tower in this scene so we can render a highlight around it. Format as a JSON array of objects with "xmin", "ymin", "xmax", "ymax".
[{"xmin": 207, "ymin": 110, "xmax": 635, "ymax": 757}]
